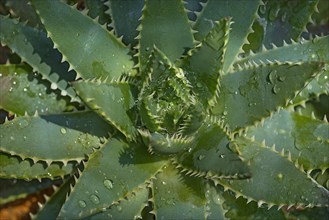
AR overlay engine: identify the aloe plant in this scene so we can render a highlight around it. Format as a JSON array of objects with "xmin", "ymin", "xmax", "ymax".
[{"xmin": 0, "ymin": 0, "xmax": 328, "ymax": 219}]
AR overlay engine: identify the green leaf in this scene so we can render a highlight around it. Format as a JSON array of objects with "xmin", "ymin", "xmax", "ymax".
[
  {"xmin": 0, "ymin": 64, "xmax": 68, "ymax": 115},
  {"xmin": 138, "ymin": 0, "xmax": 194, "ymax": 69},
  {"xmin": 258, "ymin": 0, "xmax": 318, "ymax": 48},
  {"xmin": 0, "ymin": 16, "xmax": 78, "ymax": 101},
  {"xmin": 0, "ymin": 111, "xmax": 110, "ymax": 162},
  {"xmin": 85, "ymin": 187, "xmax": 149, "ymax": 220},
  {"xmin": 31, "ymin": 0, "xmax": 134, "ymax": 79},
  {"xmin": 73, "ymin": 80, "xmax": 137, "ymax": 140},
  {"xmin": 222, "ymin": 190, "xmax": 285, "ymax": 220},
  {"xmin": 204, "ymin": 182, "xmax": 227, "ymax": 220},
  {"xmin": 211, "ymin": 62, "xmax": 324, "ymax": 131},
  {"xmin": 139, "ymin": 131, "xmax": 193, "ymax": 155},
  {"xmin": 181, "ymin": 17, "xmax": 230, "ymax": 107},
  {"xmin": 177, "ymin": 122, "xmax": 250, "ymax": 178},
  {"xmin": 0, "ymin": 152, "xmax": 75, "ymax": 180},
  {"xmin": 193, "ymin": 0, "xmax": 260, "ymax": 72},
  {"xmin": 5, "ymin": 0, "xmax": 43, "ymax": 28},
  {"xmin": 109, "ymin": 0, "xmax": 143, "ymax": 46},
  {"xmin": 235, "ymin": 35, "xmax": 329, "ymax": 67},
  {"xmin": 218, "ymin": 137, "xmax": 329, "ymax": 207},
  {"xmin": 0, "ymin": 178, "xmax": 54, "ymax": 205},
  {"xmin": 85, "ymin": 0, "xmax": 112, "ymax": 25},
  {"xmin": 152, "ymin": 164, "xmax": 206, "ymax": 219},
  {"xmin": 284, "ymin": 206, "xmax": 329, "ymax": 220},
  {"xmin": 35, "ymin": 178, "xmax": 72, "ymax": 220},
  {"xmin": 292, "ymin": 67, "xmax": 329, "ymax": 105},
  {"xmin": 58, "ymin": 138, "xmax": 166, "ymax": 219},
  {"xmin": 246, "ymin": 109, "xmax": 329, "ymax": 171}
]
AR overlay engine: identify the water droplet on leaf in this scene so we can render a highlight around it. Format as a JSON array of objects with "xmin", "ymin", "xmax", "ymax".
[
  {"xmin": 60, "ymin": 128, "xmax": 67, "ymax": 134},
  {"xmin": 78, "ymin": 200, "xmax": 87, "ymax": 208},
  {"xmin": 103, "ymin": 179, "xmax": 113, "ymax": 190},
  {"xmin": 90, "ymin": 194, "xmax": 100, "ymax": 204}
]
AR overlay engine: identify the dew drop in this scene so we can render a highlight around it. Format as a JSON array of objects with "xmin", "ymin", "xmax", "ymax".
[
  {"xmin": 161, "ymin": 181, "xmax": 166, "ymax": 185},
  {"xmin": 60, "ymin": 128, "xmax": 67, "ymax": 134},
  {"xmin": 18, "ymin": 119, "xmax": 29, "ymax": 128},
  {"xmin": 222, "ymin": 111, "xmax": 227, "ymax": 116},
  {"xmin": 9, "ymin": 87, "xmax": 13, "ymax": 92},
  {"xmin": 277, "ymin": 173, "xmax": 284, "ymax": 181},
  {"xmin": 10, "ymin": 136, "xmax": 15, "ymax": 140},
  {"xmin": 198, "ymin": 154, "xmax": 205, "ymax": 160},
  {"xmin": 272, "ymin": 85, "xmax": 280, "ymax": 94},
  {"xmin": 116, "ymin": 205, "xmax": 122, "ymax": 212},
  {"xmin": 78, "ymin": 200, "xmax": 87, "ymax": 208},
  {"xmin": 145, "ymin": 47, "xmax": 150, "ymax": 52},
  {"xmin": 103, "ymin": 179, "xmax": 114, "ymax": 190},
  {"xmin": 218, "ymin": 154, "xmax": 225, "ymax": 158},
  {"xmin": 268, "ymin": 70, "xmax": 277, "ymax": 84},
  {"xmin": 90, "ymin": 194, "xmax": 100, "ymax": 204},
  {"xmin": 278, "ymin": 75, "xmax": 286, "ymax": 82},
  {"xmin": 23, "ymin": 87, "xmax": 27, "ymax": 92}
]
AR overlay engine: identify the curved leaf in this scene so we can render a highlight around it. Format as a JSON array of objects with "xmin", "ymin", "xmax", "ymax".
[
  {"xmin": 0, "ymin": 152, "xmax": 75, "ymax": 180},
  {"xmin": 152, "ymin": 164, "xmax": 206, "ymax": 219},
  {"xmin": 177, "ymin": 122, "xmax": 250, "ymax": 179},
  {"xmin": 109, "ymin": 0, "xmax": 143, "ymax": 46},
  {"xmin": 85, "ymin": 0, "xmax": 112, "ymax": 25},
  {"xmin": 212, "ymin": 62, "xmax": 324, "ymax": 131},
  {"xmin": 0, "ymin": 16, "xmax": 78, "ymax": 101},
  {"xmin": 138, "ymin": 0, "xmax": 194, "ymax": 69},
  {"xmin": 181, "ymin": 17, "xmax": 230, "ymax": 107},
  {"xmin": 246, "ymin": 109, "xmax": 329, "ymax": 171},
  {"xmin": 218, "ymin": 137, "xmax": 329, "ymax": 207},
  {"xmin": 236, "ymin": 35, "xmax": 329, "ymax": 67},
  {"xmin": 58, "ymin": 138, "xmax": 166, "ymax": 219},
  {"xmin": 222, "ymin": 190, "xmax": 285, "ymax": 220},
  {"xmin": 0, "ymin": 64, "xmax": 68, "ymax": 115},
  {"xmin": 259, "ymin": 0, "xmax": 318, "ymax": 48},
  {"xmin": 35, "ymin": 178, "xmax": 72, "ymax": 220},
  {"xmin": 73, "ymin": 80, "xmax": 137, "ymax": 140},
  {"xmin": 85, "ymin": 187, "xmax": 149, "ymax": 220},
  {"xmin": 193, "ymin": 0, "xmax": 260, "ymax": 72},
  {"xmin": 0, "ymin": 178, "xmax": 54, "ymax": 205},
  {"xmin": 0, "ymin": 111, "xmax": 110, "ymax": 162},
  {"xmin": 31, "ymin": 0, "xmax": 134, "ymax": 79}
]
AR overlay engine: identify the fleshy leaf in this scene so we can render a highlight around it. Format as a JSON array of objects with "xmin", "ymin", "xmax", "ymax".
[
  {"xmin": 246, "ymin": 109, "xmax": 329, "ymax": 171},
  {"xmin": 152, "ymin": 163, "xmax": 206, "ymax": 219},
  {"xmin": 292, "ymin": 67, "xmax": 329, "ymax": 105},
  {"xmin": 0, "ymin": 64, "xmax": 68, "ymax": 115},
  {"xmin": 222, "ymin": 190, "xmax": 285, "ymax": 220},
  {"xmin": 109, "ymin": 0, "xmax": 143, "ymax": 46},
  {"xmin": 139, "ymin": 131, "xmax": 193, "ymax": 155},
  {"xmin": 85, "ymin": 0, "xmax": 112, "ymax": 25},
  {"xmin": 212, "ymin": 62, "xmax": 324, "ymax": 131},
  {"xmin": 193, "ymin": 0, "xmax": 260, "ymax": 72},
  {"xmin": 58, "ymin": 138, "xmax": 165, "ymax": 219},
  {"xmin": 181, "ymin": 17, "xmax": 230, "ymax": 107},
  {"xmin": 0, "ymin": 111, "xmax": 110, "ymax": 162},
  {"xmin": 35, "ymin": 178, "xmax": 72, "ymax": 220},
  {"xmin": 0, "ymin": 152, "xmax": 75, "ymax": 180},
  {"xmin": 218, "ymin": 137, "xmax": 329, "ymax": 207},
  {"xmin": 258, "ymin": 0, "xmax": 318, "ymax": 48},
  {"xmin": 0, "ymin": 16, "xmax": 78, "ymax": 101},
  {"xmin": 0, "ymin": 178, "xmax": 54, "ymax": 205},
  {"xmin": 177, "ymin": 121, "xmax": 250, "ymax": 179},
  {"xmin": 73, "ymin": 80, "xmax": 137, "ymax": 140},
  {"xmin": 31, "ymin": 0, "xmax": 134, "ymax": 79},
  {"xmin": 138, "ymin": 0, "xmax": 194, "ymax": 69},
  {"xmin": 204, "ymin": 182, "xmax": 227, "ymax": 220},
  {"xmin": 85, "ymin": 187, "xmax": 149, "ymax": 220},
  {"xmin": 5, "ymin": 0, "xmax": 43, "ymax": 28},
  {"xmin": 236, "ymin": 35, "xmax": 329, "ymax": 67}
]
